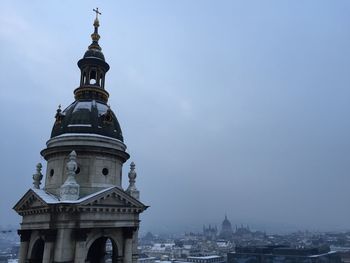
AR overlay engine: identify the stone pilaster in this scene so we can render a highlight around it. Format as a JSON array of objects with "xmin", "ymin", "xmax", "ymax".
[
  {"xmin": 42, "ymin": 230, "xmax": 56, "ymax": 263},
  {"xmin": 73, "ymin": 229, "xmax": 89, "ymax": 263},
  {"xmin": 132, "ymin": 228, "xmax": 139, "ymax": 263},
  {"xmin": 123, "ymin": 238, "xmax": 133, "ymax": 263},
  {"xmin": 123, "ymin": 228, "xmax": 135, "ymax": 263},
  {"xmin": 54, "ymin": 228, "xmax": 75, "ymax": 263},
  {"xmin": 18, "ymin": 230, "xmax": 31, "ymax": 263}
]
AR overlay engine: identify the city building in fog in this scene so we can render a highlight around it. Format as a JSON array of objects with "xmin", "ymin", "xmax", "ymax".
[
  {"xmin": 138, "ymin": 256, "xmax": 156, "ymax": 263},
  {"xmin": 203, "ymin": 225, "xmax": 218, "ymax": 241},
  {"xmin": 228, "ymin": 246, "xmax": 342, "ymax": 263},
  {"xmin": 219, "ymin": 216, "xmax": 234, "ymax": 241}
]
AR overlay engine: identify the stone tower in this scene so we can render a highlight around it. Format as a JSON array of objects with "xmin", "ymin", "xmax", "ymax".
[{"xmin": 13, "ymin": 9, "xmax": 148, "ymax": 263}]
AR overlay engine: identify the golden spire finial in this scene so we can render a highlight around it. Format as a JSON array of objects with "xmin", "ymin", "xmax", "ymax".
[{"xmin": 89, "ymin": 7, "xmax": 102, "ymax": 50}]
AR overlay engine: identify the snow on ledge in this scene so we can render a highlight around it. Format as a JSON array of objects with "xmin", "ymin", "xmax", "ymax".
[
  {"xmin": 32, "ymin": 186, "xmax": 116, "ymax": 204},
  {"xmin": 50, "ymin": 133, "xmax": 123, "ymax": 143}
]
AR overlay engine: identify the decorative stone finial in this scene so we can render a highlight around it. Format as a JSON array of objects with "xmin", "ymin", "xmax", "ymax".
[
  {"xmin": 67, "ymin": 151, "xmax": 77, "ymax": 174},
  {"xmin": 60, "ymin": 151, "xmax": 80, "ymax": 201},
  {"xmin": 54, "ymin": 104, "xmax": 64, "ymax": 124},
  {"xmin": 32, "ymin": 163, "xmax": 43, "ymax": 189},
  {"xmin": 103, "ymin": 105, "xmax": 113, "ymax": 124},
  {"xmin": 126, "ymin": 161, "xmax": 140, "ymax": 200}
]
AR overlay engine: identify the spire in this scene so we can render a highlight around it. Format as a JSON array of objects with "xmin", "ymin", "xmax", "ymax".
[
  {"xmin": 75, "ymin": 7, "xmax": 110, "ymax": 101},
  {"xmin": 89, "ymin": 8, "xmax": 102, "ymax": 51},
  {"xmin": 126, "ymin": 162, "xmax": 140, "ymax": 200}
]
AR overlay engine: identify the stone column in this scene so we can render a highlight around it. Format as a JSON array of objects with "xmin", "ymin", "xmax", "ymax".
[
  {"xmin": 73, "ymin": 229, "xmax": 89, "ymax": 263},
  {"xmin": 54, "ymin": 228, "xmax": 75, "ymax": 262},
  {"xmin": 123, "ymin": 239, "xmax": 133, "ymax": 263},
  {"xmin": 42, "ymin": 230, "xmax": 56, "ymax": 263},
  {"xmin": 123, "ymin": 228, "xmax": 134, "ymax": 263},
  {"xmin": 17, "ymin": 230, "xmax": 31, "ymax": 263},
  {"xmin": 132, "ymin": 228, "xmax": 139, "ymax": 263}
]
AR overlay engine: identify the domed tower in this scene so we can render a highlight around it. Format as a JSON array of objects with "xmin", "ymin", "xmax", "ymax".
[
  {"xmin": 43, "ymin": 10, "xmax": 126, "ymax": 197},
  {"xmin": 14, "ymin": 9, "xmax": 147, "ymax": 263},
  {"xmin": 219, "ymin": 215, "xmax": 234, "ymax": 240}
]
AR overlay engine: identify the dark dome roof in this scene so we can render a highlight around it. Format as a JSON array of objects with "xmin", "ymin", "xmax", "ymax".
[
  {"xmin": 83, "ymin": 49, "xmax": 105, "ymax": 61},
  {"xmin": 222, "ymin": 216, "xmax": 232, "ymax": 227},
  {"xmin": 51, "ymin": 100, "xmax": 123, "ymax": 141}
]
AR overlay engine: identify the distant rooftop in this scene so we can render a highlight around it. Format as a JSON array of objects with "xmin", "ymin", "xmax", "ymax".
[
  {"xmin": 187, "ymin": 255, "xmax": 224, "ymax": 263},
  {"xmin": 188, "ymin": 256, "xmax": 222, "ymax": 260},
  {"xmin": 234, "ymin": 245, "xmax": 331, "ymax": 256}
]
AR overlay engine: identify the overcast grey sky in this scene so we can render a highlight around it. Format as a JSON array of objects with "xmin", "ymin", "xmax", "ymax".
[{"xmin": 1, "ymin": 1, "xmax": 350, "ymax": 234}]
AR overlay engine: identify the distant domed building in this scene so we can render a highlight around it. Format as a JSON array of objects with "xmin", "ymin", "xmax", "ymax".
[{"xmin": 219, "ymin": 215, "xmax": 234, "ymax": 240}]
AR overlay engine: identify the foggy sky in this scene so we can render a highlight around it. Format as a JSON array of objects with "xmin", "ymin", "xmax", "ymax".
[{"xmin": 1, "ymin": 1, "xmax": 350, "ymax": 234}]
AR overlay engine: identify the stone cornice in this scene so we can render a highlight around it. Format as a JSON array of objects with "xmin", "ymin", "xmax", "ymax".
[
  {"xmin": 41, "ymin": 145, "xmax": 129, "ymax": 162},
  {"xmin": 15, "ymin": 187, "xmax": 148, "ymax": 216},
  {"xmin": 18, "ymin": 205, "xmax": 144, "ymax": 216}
]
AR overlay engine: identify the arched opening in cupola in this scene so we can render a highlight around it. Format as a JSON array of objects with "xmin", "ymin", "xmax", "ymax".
[{"xmin": 89, "ymin": 70, "xmax": 97, "ymax": 85}]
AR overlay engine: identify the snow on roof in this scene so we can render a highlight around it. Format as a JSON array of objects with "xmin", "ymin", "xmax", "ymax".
[
  {"xmin": 32, "ymin": 188, "xmax": 60, "ymax": 204},
  {"xmin": 52, "ymin": 133, "xmax": 123, "ymax": 142},
  {"xmin": 217, "ymin": 242, "xmax": 229, "ymax": 248},
  {"xmin": 188, "ymin": 256, "xmax": 222, "ymax": 260},
  {"xmin": 67, "ymin": 124, "xmax": 92, "ymax": 127},
  {"xmin": 308, "ymin": 251, "xmax": 338, "ymax": 258},
  {"xmin": 32, "ymin": 186, "xmax": 115, "ymax": 204}
]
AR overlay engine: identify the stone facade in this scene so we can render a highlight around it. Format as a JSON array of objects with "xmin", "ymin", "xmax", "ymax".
[
  {"xmin": 41, "ymin": 134, "xmax": 129, "ymax": 197},
  {"xmin": 15, "ymin": 186, "xmax": 146, "ymax": 263}
]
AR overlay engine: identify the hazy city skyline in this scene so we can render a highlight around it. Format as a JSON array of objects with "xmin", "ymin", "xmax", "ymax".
[{"xmin": 1, "ymin": 1, "xmax": 350, "ymax": 234}]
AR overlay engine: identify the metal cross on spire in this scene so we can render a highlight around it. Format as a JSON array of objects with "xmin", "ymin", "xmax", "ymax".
[
  {"xmin": 90, "ymin": 7, "xmax": 102, "ymax": 50},
  {"xmin": 93, "ymin": 7, "xmax": 101, "ymax": 20}
]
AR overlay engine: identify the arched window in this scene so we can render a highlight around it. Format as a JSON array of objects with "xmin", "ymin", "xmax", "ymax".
[
  {"xmin": 86, "ymin": 237, "xmax": 118, "ymax": 263},
  {"xmin": 89, "ymin": 70, "xmax": 97, "ymax": 85},
  {"xmin": 30, "ymin": 238, "xmax": 44, "ymax": 263}
]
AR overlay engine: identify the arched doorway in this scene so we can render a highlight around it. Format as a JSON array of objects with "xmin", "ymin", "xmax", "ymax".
[
  {"xmin": 86, "ymin": 237, "xmax": 118, "ymax": 263},
  {"xmin": 30, "ymin": 238, "xmax": 44, "ymax": 263}
]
